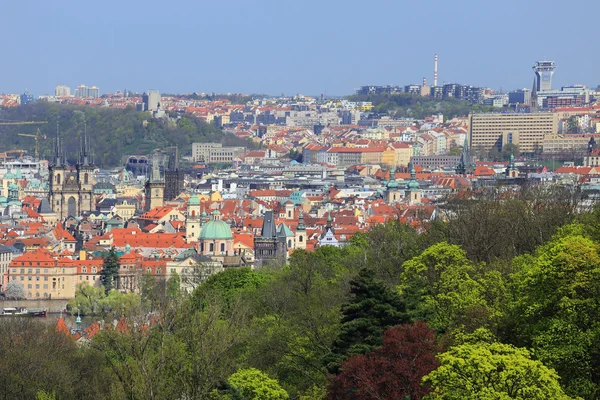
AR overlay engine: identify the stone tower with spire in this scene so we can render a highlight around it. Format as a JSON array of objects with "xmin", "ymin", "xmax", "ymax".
[
  {"xmin": 48, "ymin": 122, "xmax": 95, "ymax": 219},
  {"xmin": 295, "ymin": 208, "xmax": 306, "ymax": 250},
  {"xmin": 144, "ymin": 154, "xmax": 165, "ymax": 212},
  {"xmin": 405, "ymin": 164, "xmax": 422, "ymax": 206},
  {"xmin": 530, "ymin": 77, "xmax": 538, "ymax": 112},
  {"xmin": 164, "ymin": 147, "xmax": 185, "ymax": 201},
  {"xmin": 455, "ymin": 136, "xmax": 473, "ymax": 175}
]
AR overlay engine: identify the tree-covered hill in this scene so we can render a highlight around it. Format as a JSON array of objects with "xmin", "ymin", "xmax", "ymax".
[
  {"xmin": 346, "ymin": 93, "xmax": 498, "ymax": 119},
  {"xmin": 0, "ymin": 103, "xmax": 226, "ymax": 167}
]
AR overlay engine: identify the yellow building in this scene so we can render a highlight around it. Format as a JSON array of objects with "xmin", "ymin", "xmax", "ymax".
[{"xmin": 391, "ymin": 143, "xmax": 412, "ymax": 167}]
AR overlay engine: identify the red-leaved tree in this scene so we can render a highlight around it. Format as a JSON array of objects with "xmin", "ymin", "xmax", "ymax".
[{"xmin": 327, "ymin": 321, "xmax": 439, "ymax": 400}]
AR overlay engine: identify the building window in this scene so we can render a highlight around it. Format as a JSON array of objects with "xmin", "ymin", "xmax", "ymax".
[
  {"xmin": 209, "ymin": 243, "xmax": 214, "ymax": 252},
  {"xmin": 43, "ymin": 284, "xmax": 48, "ymax": 289}
]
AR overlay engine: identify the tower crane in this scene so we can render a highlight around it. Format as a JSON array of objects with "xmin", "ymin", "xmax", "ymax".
[
  {"xmin": 0, "ymin": 120, "xmax": 48, "ymax": 126},
  {"xmin": 18, "ymin": 128, "xmax": 46, "ymax": 159}
]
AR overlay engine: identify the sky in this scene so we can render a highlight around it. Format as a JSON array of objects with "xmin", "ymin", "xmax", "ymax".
[{"xmin": 1, "ymin": 0, "xmax": 599, "ymax": 97}]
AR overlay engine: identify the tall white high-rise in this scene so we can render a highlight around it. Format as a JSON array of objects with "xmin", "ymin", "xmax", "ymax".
[
  {"xmin": 88, "ymin": 86, "xmax": 100, "ymax": 98},
  {"xmin": 75, "ymin": 85, "xmax": 89, "ymax": 98},
  {"xmin": 55, "ymin": 85, "xmax": 71, "ymax": 97}
]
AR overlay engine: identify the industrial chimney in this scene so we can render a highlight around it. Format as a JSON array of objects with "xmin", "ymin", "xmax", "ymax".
[{"xmin": 434, "ymin": 54, "xmax": 438, "ymax": 87}]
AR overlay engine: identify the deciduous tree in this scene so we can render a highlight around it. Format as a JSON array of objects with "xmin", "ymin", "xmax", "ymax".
[
  {"xmin": 328, "ymin": 321, "xmax": 439, "ymax": 400},
  {"xmin": 424, "ymin": 341, "xmax": 572, "ymax": 399}
]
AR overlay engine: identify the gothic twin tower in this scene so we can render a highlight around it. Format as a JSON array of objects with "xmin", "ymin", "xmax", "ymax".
[{"xmin": 48, "ymin": 126, "xmax": 95, "ymax": 219}]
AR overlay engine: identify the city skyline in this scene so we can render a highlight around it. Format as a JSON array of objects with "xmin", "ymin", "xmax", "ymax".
[{"xmin": 1, "ymin": 0, "xmax": 599, "ymax": 96}]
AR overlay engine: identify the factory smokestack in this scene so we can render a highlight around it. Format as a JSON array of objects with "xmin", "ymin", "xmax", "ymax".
[{"xmin": 434, "ymin": 54, "xmax": 438, "ymax": 87}]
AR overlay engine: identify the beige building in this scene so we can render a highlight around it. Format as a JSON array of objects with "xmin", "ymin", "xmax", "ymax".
[
  {"xmin": 469, "ymin": 112, "xmax": 558, "ymax": 154},
  {"xmin": 192, "ymin": 143, "xmax": 223, "ymax": 162},
  {"xmin": 7, "ymin": 251, "xmax": 80, "ymax": 300},
  {"xmin": 191, "ymin": 143, "xmax": 246, "ymax": 163},
  {"xmin": 543, "ymin": 134, "xmax": 593, "ymax": 154},
  {"xmin": 391, "ymin": 143, "xmax": 413, "ymax": 167}
]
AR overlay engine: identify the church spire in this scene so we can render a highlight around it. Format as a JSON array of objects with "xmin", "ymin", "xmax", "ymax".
[
  {"xmin": 150, "ymin": 154, "xmax": 162, "ymax": 183},
  {"xmin": 54, "ymin": 121, "xmax": 62, "ymax": 167},
  {"xmin": 79, "ymin": 122, "xmax": 91, "ymax": 166},
  {"xmin": 531, "ymin": 77, "xmax": 538, "ymax": 112},
  {"xmin": 456, "ymin": 136, "xmax": 471, "ymax": 175}
]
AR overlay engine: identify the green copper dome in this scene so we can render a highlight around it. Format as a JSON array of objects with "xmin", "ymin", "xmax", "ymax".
[
  {"xmin": 188, "ymin": 195, "xmax": 200, "ymax": 205},
  {"xmin": 407, "ymin": 167, "xmax": 420, "ymax": 189},
  {"xmin": 408, "ymin": 179, "xmax": 420, "ymax": 189},
  {"xmin": 386, "ymin": 175, "xmax": 399, "ymax": 189},
  {"xmin": 199, "ymin": 220, "xmax": 233, "ymax": 240}
]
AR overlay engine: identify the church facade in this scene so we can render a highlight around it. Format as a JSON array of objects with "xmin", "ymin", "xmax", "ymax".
[{"xmin": 48, "ymin": 129, "xmax": 95, "ymax": 219}]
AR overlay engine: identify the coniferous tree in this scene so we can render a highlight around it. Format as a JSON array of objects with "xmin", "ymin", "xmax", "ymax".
[
  {"xmin": 100, "ymin": 248, "xmax": 120, "ymax": 294},
  {"xmin": 326, "ymin": 268, "xmax": 408, "ymax": 373}
]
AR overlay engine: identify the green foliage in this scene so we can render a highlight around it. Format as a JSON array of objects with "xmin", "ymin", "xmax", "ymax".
[
  {"xmin": 488, "ymin": 143, "xmax": 520, "ymax": 161},
  {"xmin": 347, "ymin": 221, "xmax": 423, "ymax": 286},
  {"xmin": 298, "ymin": 385, "xmax": 326, "ymax": 400},
  {"xmin": 509, "ymin": 229, "xmax": 600, "ymax": 398},
  {"xmin": 424, "ymin": 341, "xmax": 573, "ymax": 399},
  {"xmin": 167, "ymin": 271, "xmax": 181, "ymax": 300},
  {"xmin": 36, "ymin": 390, "xmax": 56, "ymax": 400},
  {"xmin": 326, "ymin": 268, "xmax": 407, "ymax": 372},
  {"xmin": 399, "ymin": 242, "xmax": 493, "ymax": 334},
  {"xmin": 0, "ymin": 102, "xmax": 225, "ymax": 167},
  {"xmin": 346, "ymin": 93, "xmax": 497, "ymax": 119},
  {"xmin": 192, "ymin": 267, "xmax": 268, "ymax": 311},
  {"xmin": 243, "ymin": 247, "xmax": 347, "ymax": 394},
  {"xmin": 100, "ymin": 248, "xmax": 120, "ymax": 294},
  {"xmin": 227, "ymin": 368, "xmax": 289, "ymax": 400},
  {"xmin": 0, "ymin": 319, "xmax": 113, "ymax": 399},
  {"xmin": 67, "ymin": 283, "xmax": 105, "ymax": 315}
]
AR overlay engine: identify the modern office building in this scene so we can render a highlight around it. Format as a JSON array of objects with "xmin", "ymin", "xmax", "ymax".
[
  {"xmin": 142, "ymin": 90, "xmax": 161, "ymax": 112},
  {"xmin": 533, "ymin": 61, "xmax": 556, "ymax": 92},
  {"xmin": 20, "ymin": 90, "xmax": 33, "ymax": 105},
  {"xmin": 469, "ymin": 112, "xmax": 558, "ymax": 154},
  {"xmin": 508, "ymin": 89, "xmax": 532, "ymax": 105}
]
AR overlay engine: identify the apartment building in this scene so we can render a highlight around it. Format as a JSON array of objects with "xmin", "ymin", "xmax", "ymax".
[{"xmin": 469, "ymin": 112, "xmax": 558, "ymax": 154}]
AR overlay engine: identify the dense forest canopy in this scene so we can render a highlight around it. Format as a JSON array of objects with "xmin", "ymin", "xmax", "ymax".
[
  {"xmin": 0, "ymin": 103, "xmax": 226, "ymax": 167},
  {"xmin": 3, "ymin": 188, "xmax": 600, "ymax": 399}
]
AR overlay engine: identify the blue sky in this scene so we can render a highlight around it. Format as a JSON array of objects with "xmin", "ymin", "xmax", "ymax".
[{"xmin": 1, "ymin": 0, "xmax": 598, "ymax": 96}]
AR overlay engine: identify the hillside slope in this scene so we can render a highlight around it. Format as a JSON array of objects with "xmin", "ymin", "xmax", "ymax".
[{"xmin": 0, "ymin": 103, "xmax": 225, "ymax": 167}]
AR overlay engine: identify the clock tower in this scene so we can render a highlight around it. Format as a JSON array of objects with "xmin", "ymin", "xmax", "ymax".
[{"xmin": 144, "ymin": 155, "xmax": 165, "ymax": 212}]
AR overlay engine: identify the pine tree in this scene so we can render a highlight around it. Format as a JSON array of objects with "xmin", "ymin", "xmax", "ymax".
[
  {"xmin": 326, "ymin": 268, "xmax": 408, "ymax": 373},
  {"xmin": 100, "ymin": 248, "xmax": 120, "ymax": 294}
]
